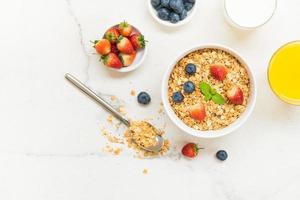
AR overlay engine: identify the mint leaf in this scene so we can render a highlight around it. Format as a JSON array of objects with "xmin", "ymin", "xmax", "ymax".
[
  {"xmin": 200, "ymin": 82, "xmax": 225, "ymax": 105},
  {"xmin": 212, "ymin": 94, "xmax": 225, "ymax": 105},
  {"xmin": 199, "ymin": 82, "xmax": 211, "ymax": 95},
  {"xmin": 204, "ymin": 93, "xmax": 212, "ymax": 101},
  {"xmin": 210, "ymin": 88, "xmax": 217, "ymax": 95}
]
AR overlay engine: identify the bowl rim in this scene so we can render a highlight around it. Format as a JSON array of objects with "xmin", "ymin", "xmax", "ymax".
[
  {"xmin": 102, "ymin": 24, "xmax": 147, "ymax": 73},
  {"xmin": 161, "ymin": 44, "xmax": 257, "ymax": 138},
  {"xmin": 148, "ymin": 0, "xmax": 198, "ymax": 28}
]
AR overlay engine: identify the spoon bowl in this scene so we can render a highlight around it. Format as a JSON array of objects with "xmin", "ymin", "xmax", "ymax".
[{"xmin": 143, "ymin": 134, "xmax": 164, "ymax": 153}]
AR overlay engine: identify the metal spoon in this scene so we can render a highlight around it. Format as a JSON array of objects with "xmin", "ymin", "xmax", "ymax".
[{"xmin": 65, "ymin": 73, "xmax": 164, "ymax": 153}]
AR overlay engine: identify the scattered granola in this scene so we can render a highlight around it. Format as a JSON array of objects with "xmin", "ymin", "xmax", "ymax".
[
  {"xmin": 168, "ymin": 48, "xmax": 250, "ymax": 131},
  {"xmin": 107, "ymin": 115, "xmax": 114, "ymax": 124},
  {"xmin": 113, "ymin": 147, "xmax": 122, "ymax": 155},
  {"xmin": 118, "ymin": 106, "xmax": 126, "ymax": 115},
  {"xmin": 111, "ymin": 95, "xmax": 117, "ymax": 101},
  {"xmin": 102, "ymin": 145, "xmax": 122, "ymax": 156},
  {"xmin": 143, "ymin": 169, "xmax": 148, "ymax": 174},
  {"xmin": 130, "ymin": 90, "xmax": 136, "ymax": 96},
  {"xmin": 102, "ymin": 145, "xmax": 114, "ymax": 153},
  {"xmin": 101, "ymin": 128, "xmax": 124, "ymax": 144}
]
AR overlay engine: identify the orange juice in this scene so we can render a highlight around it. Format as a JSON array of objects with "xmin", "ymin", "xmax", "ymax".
[{"xmin": 268, "ymin": 41, "xmax": 300, "ymax": 105}]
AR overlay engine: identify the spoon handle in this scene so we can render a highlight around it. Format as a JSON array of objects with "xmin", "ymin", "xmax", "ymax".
[{"xmin": 65, "ymin": 73, "xmax": 130, "ymax": 127}]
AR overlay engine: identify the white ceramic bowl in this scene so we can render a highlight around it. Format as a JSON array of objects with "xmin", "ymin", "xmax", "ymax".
[
  {"xmin": 101, "ymin": 24, "xmax": 147, "ymax": 73},
  {"xmin": 148, "ymin": 0, "xmax": 198, "ymax": 27},
  {"xmin": 162, "ymin": 44, "xmax": 257, "ymax": 138}
]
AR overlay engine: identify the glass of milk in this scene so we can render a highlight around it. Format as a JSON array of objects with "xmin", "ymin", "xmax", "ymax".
[{"xmin": 224, "ymin": 0, "xmax": 277, "ymax": 30}]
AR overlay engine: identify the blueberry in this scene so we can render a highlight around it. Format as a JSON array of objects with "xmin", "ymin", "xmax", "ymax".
[
  {"xmin": 184, "ymin": 2, "xmax": 194, "ymax": 11},
  {"xmin": 157, "ymin": 8, "xmax": 170, "ymax": 21},
  {"xmin": 151, "ymin": 0, "xmax": 161, "ymax": 8},
  {"xmin": 137, "ymin": 92, "xmax": 151, "ymax": 105},
  {"xmin": 169, "ymin": 0, "xmax": 184, "ymax": 14},
  {"xmin": 155, "ymin": 4, "xmax": 164, "ymax": 11},
  {"xmin": 183, "ymin": 81, "xmax": 195, "ymax": 94},
  {"xmin": 169, "ymin": 12, "xmax": 180, "ymax": 23},
  {"xmin": 185, "ymin": 63, "xmax": 196, "ymax": 75},
  {"xmin": 185, "ymin": 0, "xmax": 195, "ymax": 3},
  {"xmin": 216, "ymin": 150, "xmax": 228, "ymax": 161},
  {"xmin": 180, "ymin": 9, "xmax": 187, "ymax": 20},
  {"xmin": 161, "ymin": 0, "xmax": 170, "ymax": 7},
  {"xmin": 172, "ymin": 91, "xmax": 184, "ymax": 103}
]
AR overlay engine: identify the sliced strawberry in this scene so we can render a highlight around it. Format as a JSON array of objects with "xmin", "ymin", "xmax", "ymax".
[
  {"xmin": 104, "ymin": 27, "xmax": 120, "ymax": 43},
  {"xmin": 119, "ymin": 52, "xmax": 136, "ymax": 67},
  {"xmin": 101, "ymin": 53, "xmax": 122, "ymax": 69},
  {"xmin": 130, "ymin": 33, "xmax": 146, "ymax": 50},
  {"xmin": 189, "ymin": 103, "xmax": 206, "ymax": 121},
  {"xmin": 117, "ymin": 36, "xmax": 134, "ymax": 54},
  {"xmin": 93, "ymin": 39, "xmax": 111, "ymax": 55},
  {"xmin": 182, "ymin": 143, "xmax": 200, "ymax": 158},
  {"xmin": 111, "ymin": 44, "xmax": 119, "ymax": 55},
  {"xmin": 118, "ymin": 21, "xmax": 133, "ymax": 37},
  {"xmin": 210, "ymin": 64, "xmax": 228, "ymax": 81},
  {"xmin": 227, "ymin": 85, "xmax": 244, "ymax": 105}
]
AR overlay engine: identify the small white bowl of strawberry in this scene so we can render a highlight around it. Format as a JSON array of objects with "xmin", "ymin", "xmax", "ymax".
[{"xmin": 93, "ymin": 21, "xmax": 147, "ymax": 72}]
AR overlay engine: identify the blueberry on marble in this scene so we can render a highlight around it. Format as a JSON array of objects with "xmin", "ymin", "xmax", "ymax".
[
  {"xmin": 169, "ymin": 12, "xmax": 180, "ymax": 23},
  {"xmin": 185, "ymin": 63, "xmax": 196, "ymax": 75},
  {"xmin": 151, "ymin": 0, "xmax": 161, "ymax": 8},
  {"xmin": 137, "ymin": 92, "xmax": 151, "ymax": 105},
  {"xmin": 157, "ymin": 8, "xmax": 170, "ymax": 21},
  {"xmin": 216, "ymin": 150, "xmax": 228, "ymax": 161},
  {"xmin": 169, "ymin": 0, "xmax": 184, "ymax": 14},
  {"xmin": 172, "ymin": 91, "xmax": 184, "ymax": 103},
  {"xmin": 184, "ymin": 2, "xmax": 194, "ymax": 11},
  {"xmin": 183, "ymin": 81, "xmax": 195, "ymax": 94},
  {"xmin": 161, "ymin": 0, "xmax": 170, "ymax": 7},
  {"xmin": 180, "ymin": 9, "xmax": 187, "ymax": 20}
]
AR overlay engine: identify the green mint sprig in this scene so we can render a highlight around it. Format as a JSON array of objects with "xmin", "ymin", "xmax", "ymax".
[{"xmin": 199, "ymin": 82, "xmax": 225, "ymax": 105}]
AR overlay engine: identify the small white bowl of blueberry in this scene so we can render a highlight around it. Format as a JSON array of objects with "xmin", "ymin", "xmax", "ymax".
[{"xmin": 148, "ymin": 0, "xmax": 197, "ymax": 27}]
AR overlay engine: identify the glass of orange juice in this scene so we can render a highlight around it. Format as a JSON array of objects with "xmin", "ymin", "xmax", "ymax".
[{"xmin": 268, "ymin": 41, "xmax": 300, "ymax": 105}]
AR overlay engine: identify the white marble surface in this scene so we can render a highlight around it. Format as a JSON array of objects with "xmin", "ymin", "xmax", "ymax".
[{"xmin": 1, "ymin": 0, "xmax": 300, "ymax": 199}]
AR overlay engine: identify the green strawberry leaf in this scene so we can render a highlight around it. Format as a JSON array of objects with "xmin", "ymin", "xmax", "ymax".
[
  {"xmin": 212, "ymin": 94, "xmax": 225, "ymax": 105},
  {"xmin": 199, "ymin": 82, "xmax": 211, "ymax": 95}
]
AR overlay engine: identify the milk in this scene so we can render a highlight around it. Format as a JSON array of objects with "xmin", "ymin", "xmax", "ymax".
[{"xmin": 224, "ymin": 0, "xmax": 277, "ymax": 29}]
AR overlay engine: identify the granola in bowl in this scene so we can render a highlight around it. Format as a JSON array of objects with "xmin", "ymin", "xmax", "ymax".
[{"xmin": 162, "ymin": 45, "xmax": 256, "ymax": 137}]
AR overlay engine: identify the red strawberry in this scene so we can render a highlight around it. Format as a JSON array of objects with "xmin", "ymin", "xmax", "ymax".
[
  {"xmin": 111, "ymin": 44, "xmax": 119, "ymax": 55},
  {"xmin": 104, "ymin": 27, "xmax": 120, "ymax": 43},
  {"xmin": 210, "ymin": 64, "xmax": 228, "ymax": 81},
  {"xmin": 117, "ymin": 36, "xmax": 134, "ymax": 54},
  {"xmin": 182, "ymin": 143, "xmax": 200, "ymax": 158},
  {"xmin": 101, "ymin": 53, "xmax": 122, "ymax": 69},
  {"xmin": 189, "ymin": 103, "xmax": 206, "ymax": 121},
  {"xmin": 118, "ymin": 21, "xmax": 133, "ymax": 37},
  {"xmin": 119, "ymin": 52, "xmax": 136, "ymax": 67},
  {"xmin": 93, "ymin": 39, "xmax": 111, "ymax": 55},
  {"xmin": 130, "ymin": 33, "xmax": 146, "ymax": 50},
  {"xmin": 227, "ymin": 85, "xmax": 244, "ymax": 105}
]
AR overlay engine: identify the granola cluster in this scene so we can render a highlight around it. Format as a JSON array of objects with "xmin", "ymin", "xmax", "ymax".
[
  {"xmin": 168, "ymin": 48, "xmax": 251, "ymax": 131},
  {"xmin": 124, "ymin": 121, "xmax": 169, "ymax": 157}
]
